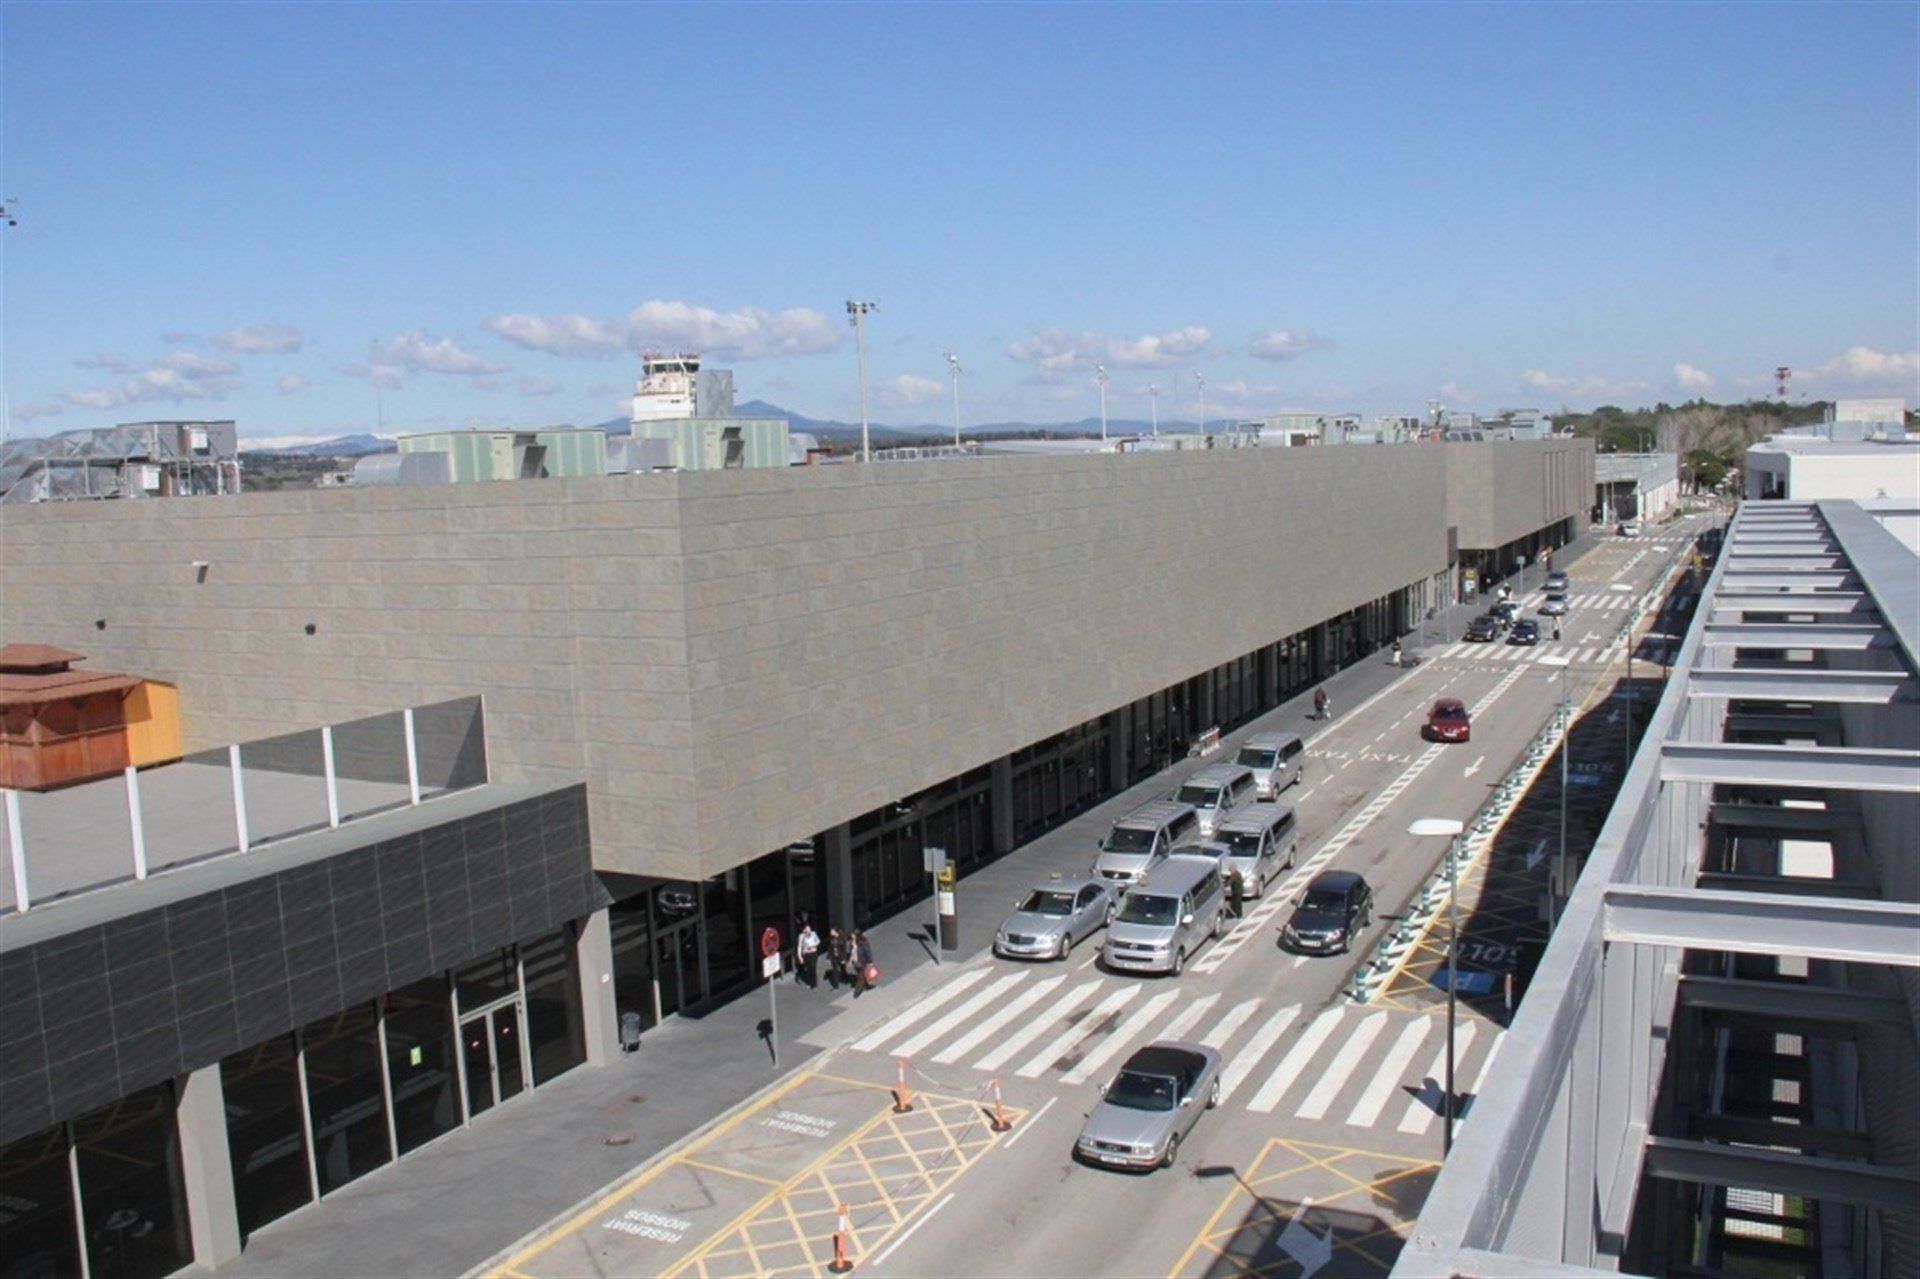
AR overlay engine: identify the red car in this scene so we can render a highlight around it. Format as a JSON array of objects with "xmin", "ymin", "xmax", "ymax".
[{"xmin": 1426, "ymin": 698, "xmax": 1471, "ymax": 743}]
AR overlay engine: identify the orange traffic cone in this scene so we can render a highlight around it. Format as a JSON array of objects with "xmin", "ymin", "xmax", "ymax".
[
  {"xmin": 989, "ymin": 1076, "xmax": 1011, "ymax": 1132},
  {"xmin": 892, "ymin": 1057, "xmax": 913, "ymax": 1114},
  {"xmin": 828, "ymin": 1203, "xmax": 854, "ymax": 1273}
]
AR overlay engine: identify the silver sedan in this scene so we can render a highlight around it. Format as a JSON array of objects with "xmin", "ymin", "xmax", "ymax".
[
  {"xmin": 994, "ymin": 877, "xmax": 1115, "ymax": 961},
  {"xmin": 1075, "ymin": 1041, "xmax": 1221, "ymax": 1171}
]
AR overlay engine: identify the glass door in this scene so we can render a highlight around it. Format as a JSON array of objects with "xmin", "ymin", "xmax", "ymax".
[
  {"xmin": 492, "ymin": 1009, "xmax": 524, "ymax": 1104},
  {"xmin": 460, "ymin": 1004, "xmax": 527, "ymax": 1118},
  {"xmin": 460, "ymin": 1017, "xmax": 493, "ymax": 1118}
]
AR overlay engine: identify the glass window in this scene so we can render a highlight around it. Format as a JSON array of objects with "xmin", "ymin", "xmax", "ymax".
[
  {"xmin": 221, "ymin": 1033, "xmax": 312, "ymax": 1239},
  {"xmin": 701, "ymin": 873, "xmax": 749, "ymax": 998},
  {"xmin": 73, "ymin": 1082, "xmax": 191, "ymax": 1279},
  {"xmin": 300, "ymin": 1002, "xmax": 391, "ymax": 1195},
  {"xmin": 522, "ymin": 928, "xmax": 586, "ymax": 1086},
  {"xmin": 611, "ymin": 895, "xmax": 657, "ymax": 1034},
  {"xmin": 0, "ymin": 1124, "xmax": 80, "ymax": 1279},
  {"xmin": 454, "ymin": 950, "xmax": 518, "ymax": 1010},
  {"xmin": 383, "ymin": 978, "xmax": 460, "ymax": 1155}
]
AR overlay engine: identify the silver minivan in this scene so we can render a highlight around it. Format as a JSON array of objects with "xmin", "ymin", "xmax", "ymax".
[
  {"xmin": 1235, "ymin": 732, "xmax": 1306, "ymax": 800},
  {"xmin": 1175, "ymin": 763, "xmax": 1258, "ymax": 839},
  {"xmin": 1093, "ymin": 800, "xmax": 1200, "ymax": 889},
  {"xmin": 1215, "ymin": 805, "xmax": 1299, "ymax": 899},
  {"xmin": 1101, "ymin": 854, "xmax": 1227, "ymax": 976}
]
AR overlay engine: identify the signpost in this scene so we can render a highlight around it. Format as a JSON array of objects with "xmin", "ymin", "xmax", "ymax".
[
  {"xmin": 760, "ymin": 927, "xmax": 782, "ymax": 1067},
  {"xmin": 934, "ymin": 852, "xmax": 959, "ymax": 953}
]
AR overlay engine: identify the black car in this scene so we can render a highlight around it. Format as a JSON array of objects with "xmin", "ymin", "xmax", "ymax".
[
  {"xmin": 1508, "ymin": 619, "xmax": 1540, "ymax": 646},
  {"xmin": 1463, "ymin": 615, "xmax": 1500, "ymax": 643},
  {"xmin": 1281, "ymin": 870, "xmax": 1374, "ymax": 955}
]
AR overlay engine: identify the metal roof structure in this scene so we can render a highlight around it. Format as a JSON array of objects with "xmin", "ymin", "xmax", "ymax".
[{"xmin": 1398, "ymin": 499, "xmax": 1920, "ymax": 1278}]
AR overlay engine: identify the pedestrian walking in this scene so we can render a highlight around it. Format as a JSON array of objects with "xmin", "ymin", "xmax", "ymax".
[
  {"xmin": 1391, "ymin": 638, "xmax": 1403, "ymax": 667},
  {"xmin": 827, "ymin": 927, "xmax": 850, "ymax": 990},
  {"xmin": 1228, "ymin": 868, "xmax": 1245, "ymax": 920},
  {"xmin": 1552, "ymin": 619, "xmax": 1562, "ymax": 642},
  {"xmin": 1313, "ymin": 687, "xmax": 1329, "ymax": 721},
  {"xmin": 796, "ymin": 921, "xmax": 821, "ymax": 990},
  {"xmin": 852, "ymin": 930, "xmax": 877, "ymax": 998}
]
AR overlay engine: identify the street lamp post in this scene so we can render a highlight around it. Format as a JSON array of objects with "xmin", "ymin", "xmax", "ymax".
[
  {"xmin": 1538, "ymin": 655, "xmax": 1572, "ymax": 928},
  {"xmin": 1095, "ymin": 363, "xmax": 1109, "ymax": 443},
  {"xmin": 944, "ymin": 351, "xmax": 962, "ymax": 448},
  {"xmin": 1409, "ymin": 817, "xmax": 1466, "ymax": 1155},
  {"xmin": 1147, "ymin": 383, "xmax": 1159, "ymax": 437},
  {"xmin": 846, "ymin": 300, "xmax": 877, "ymax": 462},
  {"xmin": 1194, "ymin": 372, "xmax": 1206, "ymax": 434},
  {"xmin": 1610, "ymin": 583, "xmax": 1636, "ymax": 774}
]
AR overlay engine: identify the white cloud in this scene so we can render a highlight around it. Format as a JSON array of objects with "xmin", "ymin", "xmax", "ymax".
[
  {"xmin": 344, "ymin": 331, "xmax": 506, "ymax": 386},
  {"xmin": 10, "ymin": 401, "xmax": 64, "ymax": 422},
  {"xmin": 518, "ymin": 375, "xmax": 562, "ymax": 397},
  {"xmin": 1210, "ymin": 379, "xmax": 1287, "ymax": 405},
  {"xmin": 72, "ymin": 353, "xmax": 131, "ymax": 372},
  {"xmin": 1519, "ymin": 368, "xmax": 1650, "ymax": 401},
  {"xmin": 1005, "ymin": 326, "xmax": 1212, "ymax": 382},
  {"xmin": 1674, "ymin": 362, "xmax": 1715, "ymax": 391},
  {"xmin": 276, "ymin": 373, "xmax": 311, "ymax": 395},
  {"xmin": 1814, "ymin": 346, "xmax": 1920, "ymax": 389},
  {"xmin": 215, "ymin": 322, "xmax": 305, "ymax": 355},
  {"xmin": 64, "ymin": 350, "xmax": 242, "ymax": 409},
  {"xmin": 487, "ymin": 300, "xmax": 841, "ymax": 362},
  {"xmin": 878, "ymin": 374, "xmax": 944, "ymax": 405},
  {"xmin": 1247, "ymin": 329, "xmax": 1329, "ymax": 362}
]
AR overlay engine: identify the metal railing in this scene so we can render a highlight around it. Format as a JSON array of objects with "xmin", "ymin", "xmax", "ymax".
[{"xmin": 1, "ymin": 696, "xmax": 486, "ymax": 914}]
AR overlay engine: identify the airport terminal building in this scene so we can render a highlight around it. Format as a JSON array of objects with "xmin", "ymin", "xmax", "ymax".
[{"xmin": 0, "ymin": 439, "xmax": 1590, "ymax": 1277}]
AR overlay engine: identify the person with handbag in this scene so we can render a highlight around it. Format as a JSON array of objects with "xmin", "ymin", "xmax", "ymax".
[
  {"xmin": 796, "ymin": 920, "xmax": 821, "ymax": 990},
  {"xmin": 826, "ymin": 928, "xmax": 850, "ymax": 990},
  {"xmin": 852, "ymin": 930, "xmax": 877, "ymax": 997}
]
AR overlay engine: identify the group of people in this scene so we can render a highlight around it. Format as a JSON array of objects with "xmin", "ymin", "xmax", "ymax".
[{"xmin": 792, "ymin": 919, "xmax": 878, "ymax": 996}]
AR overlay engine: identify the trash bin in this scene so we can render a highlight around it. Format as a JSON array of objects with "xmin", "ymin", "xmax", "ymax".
[{"xmin": 620, "ymin": 1012, "xmax": 643, "ymax": 1054}]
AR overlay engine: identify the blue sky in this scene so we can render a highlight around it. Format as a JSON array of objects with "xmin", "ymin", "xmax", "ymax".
[{"xmin": 2, "ymin": 2, "xmax": 1914, "ymax": 443}]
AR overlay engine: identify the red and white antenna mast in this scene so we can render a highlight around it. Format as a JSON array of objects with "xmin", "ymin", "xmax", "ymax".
[{"xmin": 1775, "ymin": 365, "xmax": 1791, "ymax": 405}]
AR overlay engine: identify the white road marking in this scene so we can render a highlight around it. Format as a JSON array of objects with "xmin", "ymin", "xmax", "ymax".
[
  {"xmin": 1000, "ymin": 1096, "xmax": 1055, "ymax": 1149},
  {"xmin": 892, "ymin": 971, "xmax": 1027, "ymax": 1060},
  {"xmin": 1217, "ymin": 1004, "xmax": 1302, "ymax": 1103},
  {"xmin": 1246, "ymin": 1007, "xmax": 1345, "ymax": 1113},
  {"xmin": 849, "ymin": 967, "xmax": 992, "ymax": 1054},
  {"xmin": 1157, "ymin": 992, "xmax": 1222, "ymax": 1044},
  {"xmin": 1061, "ymin": 989, "xmax": 1181, "ymax": 1085},
  {"xmin": 870, "ymin": 1190, "xmax": 955, "ymax": 1267},
  {"xmin": 933, "ymin": 974, "xmax": 1066, "ymax": 1065},
  {"xmin": 1293, "ymin": 1011, "xmax": 1390, "ymax": 1120},
  {"xmin": 973, "ymin": 980, "xmax": 1100, "ymax": 1072},
  {"xmin": 1398, "ymin": 1022, "xmax": 1480, "ymax": 1134},
  {"xmin": 1199, "ymin": 998, "xmax": 1261, "ymax": 1049},
  {"xmin": 1345, "ymin": 1018, "xmax": 1434, "ymax": 1128},
  {"xmin": 1015, "ymin": 985, "xmax": 1140, "ymax": 1078}
]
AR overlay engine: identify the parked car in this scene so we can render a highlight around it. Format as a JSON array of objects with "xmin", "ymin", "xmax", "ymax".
[
  {"xmin": 1539, "ymin": 592, "xmax": 1570, "ymax": 616},
  {"xmin": 1074, "ymin": 1041, "xmax": 1221, "ymax": 1171},
  {"xmin": 1175, "ymin": 763, "xmax": 1258, "ymax": 839},
  {"xmin": 994, "ymin": 876, "xmax": 1116, "ymax": 961},
  {"xmin": 1426, "ymin": 697, "xmax": 1472, "ymax": 742},
  {"xmin": 1281, "ymin": 870, "xmax": 1374, "ymax": 955},
  {"xmin": 1619, "ymin": 519, "xmax": 1641, "ymax": 537},
  {"xmin": 1543, "ymin": 570, "xmax": 1570, "ymax": 592},
  {"xmin": 1101, "ymin": 853, "xmax": 1227, "ymax": 976},
  {"xmin": 1464, "ymin": 615, "xmax": 1501, "ymax": 642},
  {"xmin": 1093, "ymin": 800, "xmax": 1200, "ymax": 889},
  {"xmin": 1215, "ymin": 806, "xmax": 1299, "ymax": 899},
  {"xmin": 1235, "ymin": 731, "xmax": 1306, "ymax": 799},
  {"xmin": 1508, "ymin": 619, "xmax": 1540, "ymax": 646}
]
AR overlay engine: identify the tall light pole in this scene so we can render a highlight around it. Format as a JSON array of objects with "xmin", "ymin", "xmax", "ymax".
[
  {"xmin": 1147, "ymin": 383, "xmax": 1159, "ymax": 437},
  {"xmin": 944, "ymin": 351, "xmax": 962, "ymax": 448},
  {"xmin": 1409, "ymin": 817, "xmax": 1466, "ymax": 1154},
  {"xmin": 1539, "ymin": 654, "xmax": 1572, "ymax": 928},
  {"xmin": 1194, "ymin": 372, "xmax": 1206, "ymax": 434},
  {"xmin": 1611, "ymin": 583, "xmax": 1636, "ymax": 775},
  {"xmin": 847, "ymin": 300, "xmax": 877, "ymax": 462},
  {"xmin": 1095, "ymin": 363, "xmax": 1109, "ymax": 442}
]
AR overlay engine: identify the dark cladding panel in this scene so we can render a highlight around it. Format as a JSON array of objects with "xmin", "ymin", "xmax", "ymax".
[{"xmin": 0, "ymin": 783, "xmax": 593, "ymax": 1148}]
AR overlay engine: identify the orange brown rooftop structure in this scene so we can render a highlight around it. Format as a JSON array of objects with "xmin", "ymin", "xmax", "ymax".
[{"xmin": 0, "ymin": 644, "xmax": 180, "ymax": 789}]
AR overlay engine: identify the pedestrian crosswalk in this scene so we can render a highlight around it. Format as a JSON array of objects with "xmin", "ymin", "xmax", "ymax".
[
  {"xmin": 841, "ymin": 964, "xmax": 1504, "ymax": 1135},
  {"xmin": 1431, "ymin": 638, "xmax": 1617, "ymax": 666}
]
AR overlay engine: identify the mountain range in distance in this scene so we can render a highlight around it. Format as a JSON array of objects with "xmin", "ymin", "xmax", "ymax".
[{"xmin": 243, "ymin": 403, "xmax": 1203, "ymax": 456}]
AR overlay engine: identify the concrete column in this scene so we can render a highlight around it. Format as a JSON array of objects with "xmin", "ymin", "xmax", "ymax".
[
  {"xmin": 175, "ymin": 1063, "xmax": 242, "ymax": 1267},
  {"xmin": 1107, "ymin": 707, "xmax": 1130, "ymax": 792},
  {"xmin": 575, "ymin": 908, "xmax": 619, "ymax": 1066},
  {"xmin": 989, "ymin": 757, "xmax": 1014, "ymax": 857},
  {"xmin": 1201, "ymin": 668, "xmax": 1217, "ymax": 728},
  {"xmin": 822, "ymin": 823, "xmax": 855, "ymax": 932}
]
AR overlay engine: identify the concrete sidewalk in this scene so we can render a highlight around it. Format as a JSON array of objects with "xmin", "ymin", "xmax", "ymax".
[{"xmin": 204, "ymin": 589, "xmax": 1506, "ymax": 1278}]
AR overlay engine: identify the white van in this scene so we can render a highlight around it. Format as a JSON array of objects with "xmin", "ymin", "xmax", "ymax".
[
  {"xmin": 1101, "ymin": 854, "xmax": 1226, "ymax": 976},
  {"xmin": 1235, "ymin": 732, "xmax": 1306, "ymax": 799},
  {"xmin": 1175, "ymin": 763, "xmax": 1258, "ymax": 839},
  {"xmin": 1093, "ymin": 800, "xmax": 1201, "ymax": 889},
  {"xmin": 1215, "ymin": 805, "xmax": 1299, "ymax": 899}
]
